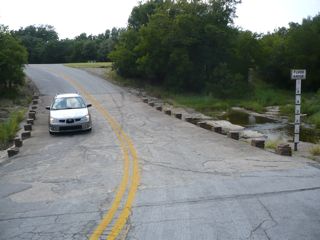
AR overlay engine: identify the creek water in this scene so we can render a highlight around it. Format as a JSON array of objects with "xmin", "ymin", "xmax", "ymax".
[{"xmin": 219, "ymin": 110, "xmax": 320, "ymax": 143}]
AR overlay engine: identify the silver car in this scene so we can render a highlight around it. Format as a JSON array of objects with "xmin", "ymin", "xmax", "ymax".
[{"xmin": 46, "ymin": 93, "xmax": 92, "ymax": 134}]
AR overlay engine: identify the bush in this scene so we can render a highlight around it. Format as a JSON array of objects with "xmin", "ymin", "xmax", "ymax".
[
  {"xmin": 206, "ymin": 63, "xmax": 251, "ymax": 99},
  {"xmin": 0, "ymin": 25, "xmax": 28, "ymax": 89},
  {"xmin": 0, "ymin": 110, "xmax": 25, "ymax": 149},
  {"xmin": 310, "ymin": 112, "xmax": 320, "ymax": 128}
]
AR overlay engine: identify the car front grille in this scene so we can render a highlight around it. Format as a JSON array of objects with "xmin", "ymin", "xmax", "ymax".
[
  {"xmin": 66, "ymin": 118, "xmax": 75, "ymax": 123},
  {"xmin": 59, "ymin": 125, "xmax": 82, "ymax": 131},
  {"xmin": 59, "ymin": 118, "xmax": 81, "ymax": 123}
]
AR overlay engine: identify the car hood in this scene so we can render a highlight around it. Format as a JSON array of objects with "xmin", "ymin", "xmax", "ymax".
[{"xmin": 50, "ymin": 108, "xmax": 89, "ymax": 119}]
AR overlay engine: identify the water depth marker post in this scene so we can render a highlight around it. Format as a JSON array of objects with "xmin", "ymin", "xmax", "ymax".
[{"xmin": 291, "ymin": 69, "xmax": 306, "ymax": 151}]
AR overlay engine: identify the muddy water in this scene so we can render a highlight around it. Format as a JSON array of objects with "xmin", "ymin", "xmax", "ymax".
[{"xmin": 220, "ymin": 110, "xmax": 320, "ymax": 143}]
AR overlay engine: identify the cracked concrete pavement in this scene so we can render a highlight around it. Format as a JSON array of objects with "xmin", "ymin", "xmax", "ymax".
[{"xmin": 1, "ymin": 64, "xmax": 320, "ymax": 239}]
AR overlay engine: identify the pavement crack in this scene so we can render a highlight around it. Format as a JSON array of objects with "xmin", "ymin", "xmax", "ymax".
[
  {"xmin": 0, "ymin": 210, "xmax": 103, "ymax": 222},
  {"xmin": 258, "ymin": 200, "xmax": 274, "ymax": 221},
  {"xmin": 264, "ymin": 230, "xmax": 272, "ymax": 240},
  {"xmin": 134, "ymin": 186, "xmax": 320, "ymax": 209},
  {"xmin": 141, "ymin": 159, "xmax": 229, "ymax": 176},
  {"xmin": 2, "ymin": 185, "xmax": 33, "ymax": 198},
  {"xmin": 248, "ymin": 219, "xmax": 268, "ymax": 239}
]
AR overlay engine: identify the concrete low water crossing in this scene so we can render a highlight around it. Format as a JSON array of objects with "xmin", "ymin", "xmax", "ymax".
[{"xmin": 220, "ymin": 109, "xmax": 320, "ymax": 143}]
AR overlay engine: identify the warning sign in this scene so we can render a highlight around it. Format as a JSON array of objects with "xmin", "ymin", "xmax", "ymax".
[{"xmin": 291, "ymin": 69, "xmax": 306, "ymax": 80}]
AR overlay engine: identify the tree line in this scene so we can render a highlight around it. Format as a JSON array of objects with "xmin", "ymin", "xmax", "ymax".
[
  {"xmin": 11, "ymin": 25, "xmax": 124, "ymax": 64},
  {"xmin": 109, "ymin": 0, "xmax": 320, "ymax": 94},
  {"xmin": 1, "ymin": 0, "xmax": 319, "ymax": 95},
  {"xmin": 0, "ymin": 24, "xmax": 123, "ymax": 91}
]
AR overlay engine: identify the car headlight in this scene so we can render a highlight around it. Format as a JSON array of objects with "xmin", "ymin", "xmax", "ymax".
[
  {"xmin": 83, "ymin": 114, "xmax": 90, "ymax": 122},
  {"xmin": 50, "ymin": 117, "xmax": 58, "ymax": 124}
]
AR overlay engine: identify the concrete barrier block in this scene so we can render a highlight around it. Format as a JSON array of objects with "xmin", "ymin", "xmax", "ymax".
[
  {"xmin": 251, "ymin": 139, "xmax": 265, "ymax": 149},
  {"xmin": 14, "ymin": 138, "xmax": 23, "ymax": 148},
  {"xmin": 164, "ymin": 110, "xmax": 172, "ymax": 116},
  {"xmin": 31, "ymin": 105, "xmax": 37, "ymax": 110},
  {"xmin": 228, "ymin": 131, "xmax": 240, "ymax": 140},
  {"xmin": 33, "ymin": 95, "xmax": 39, "ymax": 100},
  {"xmin": 24, "ymin": 124, "xmax": 32, "ymax": 131},
  {"xmin": 213, "ymin": 126, "xmax": 222, "ymax": 134},
  {"xmin": 32, "ymin": 100, "xmax": 38, "ymax": 105},
  {"xmin": 156, "ymin": 106, "xmax": 163, "ymax": 111},
  {"xmin": 27, "ymin": 119, "xmax": 34, "ymax": 125},
  {"xmin": 21, "ymin": 131, "xmax": 31, "ymax": 140},
  {"xmin": 185, "ymin": 117, "xmax": 200, "ymax": 125},
  {"xmin": 275, "ymin": 144, "xmax": 292, "ymax": 156},
  {"xmin": 8, "ymin": 147, "xmax": 19, "ymax": 157},
  {"xmin": 142, "ymin": 98, "xmax": 148, "ymax": 103},
  {"xmin": 198, "ymin": 122, "xmax": 212, "ymax": 130},
  {"xmin": 28, "ymin": 112, "xmax": 36, "ymax": 120},
  {"xmin": 174, "ymin": 113, "xmax": 182, "ymax": 119}
]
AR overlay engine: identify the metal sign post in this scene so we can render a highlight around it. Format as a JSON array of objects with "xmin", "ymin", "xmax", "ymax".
[{"xmin": 291, "ymin": 69, "xmax": 306, "ymax": 151}]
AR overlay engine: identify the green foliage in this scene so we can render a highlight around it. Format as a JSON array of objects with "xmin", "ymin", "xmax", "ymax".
[
  {"xmin": 109, "ymin": 29, "xmax": 141, "ymax": 77},
  {"xmin": 265, "ymin": 139, "xmax": 283, "ymax": 150},
  {"xmin": 12, "ymin": 25, "xmax": 58, "ymax": 63},
  {"xmin": 172, "ymin": 94, "xmax": 230, "ymax": 112},
  {"xmin": 258, "ymin": 15, "xmax": 320, "ymax": 91},
  {"xmin": 65, "ymin": 62, "xmax": 112, "ymax": 68},
  {"xmin": 110, "ymin": 0, "xmax": 249, "ymax": 95},
  {"xmin": 0, "ymin": 110, "xmax": 25, "ymax": 149},
  {"xmin": 205, "ymin": 63, "xmax": 250, "ymax": 98},
  {"xmin": 11, "ymin": 25, "xmax": 123, "ymax": 63},
  {"xmin": 310, "ymin": 112, "xmax": 320, "ymax": 128},
  {"xmin": 0, "ymin": 25, "xmax": 28, "ymax": 90}
]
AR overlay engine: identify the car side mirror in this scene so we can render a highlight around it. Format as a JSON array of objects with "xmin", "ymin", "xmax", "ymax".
[
  {"xmin": 87, "ymin": 104, "xmax": 92, "ymax": 108},
  {"xmin": 45, "ymin": 106, "xmax": 50, "ymax": 110}
]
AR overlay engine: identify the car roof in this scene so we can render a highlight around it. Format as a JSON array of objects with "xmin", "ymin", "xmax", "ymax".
[{"xmin": 55, "ymin": 93, "xmax": 81, "ymax": 99}]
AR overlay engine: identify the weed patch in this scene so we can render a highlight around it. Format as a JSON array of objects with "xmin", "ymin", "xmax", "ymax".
[
  {"xmin": 0, "ymin": 110, "xmax": 25, "ymax": 150},
  {"xmin": 310, "ymin": 145, "xmax": 320, "ymax": 156}
]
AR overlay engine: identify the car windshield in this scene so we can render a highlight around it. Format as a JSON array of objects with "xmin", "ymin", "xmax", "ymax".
[{"xmin": 51, "ymin": 97, "xmax": 86, "ymax": 110}]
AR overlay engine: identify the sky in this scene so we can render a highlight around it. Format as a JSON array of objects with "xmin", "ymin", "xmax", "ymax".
[{"xmin": 0, "ymin": 0, "xmax": 319, "ymax": 39}]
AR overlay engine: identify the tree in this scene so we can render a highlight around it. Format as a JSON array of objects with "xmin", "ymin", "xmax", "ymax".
[
  {"xmin": 0, "ymin": 25, "xmax": 28, "ymax": 89},
  {"xmin": 110, "ymin": 0, "xmax": 244, "ymax": 94},
  {"xmin": 258, "ymin": 14, "xmax": 320, "ymax": 91},
  {"xmin": 12, "ymin": 25, "xmax": 58, "ymax": 63}
]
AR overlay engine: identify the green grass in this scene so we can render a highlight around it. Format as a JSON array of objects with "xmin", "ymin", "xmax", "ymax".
[
  {"xmin": 0, "ymin": 109, "xmax": 25, "ymax": 150},
  {"xmin": 170, "ymin": 95, "xmax": 230, "ymax": 112},
  {"xmin": 310, "ymin": 112, "xmax": 320, "ymax": 128},
  {"xmin": 310, "ymin": 145, "xmax": 320, "ymax": 156},
  {"xmin": 265, "ymin": 139, "xmax": 283, "ymax": 149},
  {"xmin": 64, "ymin": 62, "xmax": 112, "ymax": 68}
]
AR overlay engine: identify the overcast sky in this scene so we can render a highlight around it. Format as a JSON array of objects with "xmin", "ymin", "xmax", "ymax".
[{"xmin": 0, "ymin": 0, "xmax": 319, "ymax": 39}]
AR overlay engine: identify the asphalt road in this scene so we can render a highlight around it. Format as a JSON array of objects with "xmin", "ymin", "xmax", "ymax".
[{"xmin": 1, "ymin": 64, "xmax": 320, "ymax": 240}]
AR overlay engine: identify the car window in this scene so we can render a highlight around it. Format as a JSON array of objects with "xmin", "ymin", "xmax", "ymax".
[{"xmin": 52, "ymin": 97, "xmax": 86, "ymax": 110}]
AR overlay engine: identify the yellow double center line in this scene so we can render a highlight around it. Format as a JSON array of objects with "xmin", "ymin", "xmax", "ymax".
[{"xmin": 49, "ymin": 69, "xmax": 140, "ymax": 240}]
